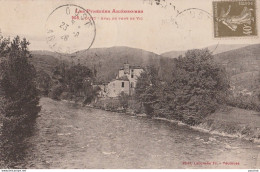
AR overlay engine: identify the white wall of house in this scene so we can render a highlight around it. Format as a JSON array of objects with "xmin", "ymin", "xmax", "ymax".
[
  {"xmin": 104, "ymin": 64, "xmax": 144, "ymax": 98},
  {"xmin": 107, "ymin": 80, "xmax": 130, "ymax": 97}
]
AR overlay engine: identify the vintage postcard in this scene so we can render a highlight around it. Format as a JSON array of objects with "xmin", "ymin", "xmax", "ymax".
[{"xmin": 0, "ymin": 0, "xmax": 260, "ymax": 170}]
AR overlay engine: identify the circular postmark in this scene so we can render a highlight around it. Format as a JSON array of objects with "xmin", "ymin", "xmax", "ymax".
[
  {"xmin": 45, "ymin": 4, "xmax": 96, "ymax": 54},
  {"xmin": 174, "ymin": 8, "xmax": 219, "ymax": 53}
]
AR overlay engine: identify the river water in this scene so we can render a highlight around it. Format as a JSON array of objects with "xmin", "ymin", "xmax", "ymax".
[{"xmin": 1, "ymin": 98, "xmax": 259, "ymax": 168}]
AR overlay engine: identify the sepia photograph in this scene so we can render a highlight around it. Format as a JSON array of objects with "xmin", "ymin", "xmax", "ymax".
[{"xmin": 0, "ymin": 0, "xmax": 259, "ymax": 170}]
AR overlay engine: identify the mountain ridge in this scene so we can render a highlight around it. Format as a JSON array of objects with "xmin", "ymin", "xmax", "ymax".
[
  {"xmin": 161, "ymin": 44, "xmax": 250, "ymax": 58},
  {"xmin": 213, "ymin": 44, "xmax": 260, "ymax": 92},
  {"xmin": 30, "ymin": 44, "xmax": 260, "ymax": 92}
]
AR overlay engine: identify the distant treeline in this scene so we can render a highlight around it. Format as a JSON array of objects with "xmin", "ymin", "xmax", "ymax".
[{"xmin": 36, "ymin": 61, "xmax": 99, "ymax": 104}]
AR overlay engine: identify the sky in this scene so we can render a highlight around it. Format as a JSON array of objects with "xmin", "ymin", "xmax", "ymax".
[{"xmin": 0, "ymin": 0, "xmax": 259, "ymax": 54}]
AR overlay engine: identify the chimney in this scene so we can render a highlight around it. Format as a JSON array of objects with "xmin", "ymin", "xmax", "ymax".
[{"xmin": 124, "ymin": 63, "xmax": 130, "ymax": 74}]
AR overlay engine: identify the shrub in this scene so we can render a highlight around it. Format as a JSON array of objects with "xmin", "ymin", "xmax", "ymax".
[
  {"xmin": 60, "ymin": 91, "xmax": 73, "ymax": 100},
  {"xmin": 104, "ymin": 99, "xmax": 121, "ymax": 111},
  {"xmin": 128, "ymin": 99, "xmax": 143, "ymax": 114},
  {"xmin": 118, "ymin": 92, "xmax": 130, "ymax": 109},
  {"xmin": 49, "ymin": 85, "xmax": 64, "ymax": 100}
]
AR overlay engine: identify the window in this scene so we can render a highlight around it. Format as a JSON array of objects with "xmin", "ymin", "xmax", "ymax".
[
  {"xmin": 131, "ymin": 69, "xmax": 134, "ymax": 72},
  {"xmin": 121, "ymin": 82, "xmax": 124, "ymax": 88},
  {"xmin": 131, "ymin": 74, "xmax": 134, "ymax": 78},
  {"xmin": 130, "ymin": 82, "xmax": 134, "ymax": 88}
]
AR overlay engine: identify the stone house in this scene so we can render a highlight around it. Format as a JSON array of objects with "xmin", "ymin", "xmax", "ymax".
[{"xmin": 105, "ymin": 63, "xmax": 144, "ymax": 98}]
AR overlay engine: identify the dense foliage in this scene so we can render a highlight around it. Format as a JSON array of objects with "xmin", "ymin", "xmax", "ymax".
[
  {"xmin": 135, "ymin": 66, "xmax": 161, "ymax": 116},
  {"xmin": 118, "ymin": 92, "xmax": 130, "ymax": 110},
  {"xmin": 135, "ymin": 49, "xmax": 230, "ymax": 125},
  {"xmin": 48, "ymin": 63, "xmax": 98, "ymax": 104},
  {"xmin": 35, "ymin": 70, "xmax": 52, "ymax": 96},
  {"xmin": 0, "ymin": 36, "xmax": 41, "ymax": 167},
  {"xmin": 0, "ymin": 36, "xmax": 40, "ymax": 135}
]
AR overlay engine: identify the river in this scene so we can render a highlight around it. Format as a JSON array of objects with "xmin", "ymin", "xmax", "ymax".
[{"xmin": 1, "ymin": 98, "xmax": 259, "ymax": 168}]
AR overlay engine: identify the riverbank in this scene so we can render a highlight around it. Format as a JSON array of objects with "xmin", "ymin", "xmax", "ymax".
[
  {"xmin": 157, "ymin": 107, "xmax": 260, "ymax": 143},
  {"xmin": 154, "ymin": 110, "xmax": 260, "ymax": 144},
  {"xmin": 90, "ymin": 98, "xmax": 260, "ymax": 143},
  {"xmin": 198, "ymin": 106, "xmax": 260, "ymax": 143}
]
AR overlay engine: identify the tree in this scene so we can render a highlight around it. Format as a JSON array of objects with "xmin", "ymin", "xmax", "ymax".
[
  {"xmin": 36, "ymin": 70, "xmax": 51, "ymax": 96},
  {"xmin": 170, "ymin": 49, "xmax": 230, "ymax": 125},
  {"xmin": 135, "ymin": 49, "xmax": 230, "ymax": 125},
  {"xmin": 49, "ymin": 63, "xmax": 68, "ymax": 100},
  {"xmin": 48, "ymin": 62, "xmax": 98, "ymax": 103},
  {"xmin": 118, "ymin": 92, "xmax": 130, "ymax": 109},
  {"xmin": 66, "ymin": 64, "xmax": 93, "ymax": 97},
  {"xmin": 0, "ymin": 36, "xmax": 40, "ymax": 167},
  {"xmin": 0, "ymin": 36, "xmax": 40, "ymax": 136},
  {"xmin": 135, "ymin": 66, "xmax": 160, "ymax": 116}
]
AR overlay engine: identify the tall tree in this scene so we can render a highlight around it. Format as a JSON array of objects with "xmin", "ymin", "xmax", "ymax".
[
  {"xmin": 170, "ymin": 49, "xmax": 230, "ymax": 124},
  {"xmin": 49, "ymin": 62, "xmax": 68, "ymax": 100},
  {"xmin": 35, "ymin": 70, "xmax": 52, "ymax": 96},
  {"xmin": 0, "ymin": 36, "xmax": 40, "ymax": 136},
  {"xmin": 135, "ymin": 49, "xmax": 230, "ymax": 125},
  {"xmin": 135, "ymin": 66, "xmax": 160, "ymax": 116},
  {"xmin": 66, "ymin": 64, "xmax": 93, "ymax": 97}
]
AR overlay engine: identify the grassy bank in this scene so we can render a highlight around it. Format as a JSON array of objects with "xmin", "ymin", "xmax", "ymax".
[
  {"xmin": 91, "ymin": 97, "xmax": 260, "ymax": 142},
  {"xmin": 197, "ymin": 106, "xmax": 260, "ymax": 142}
]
